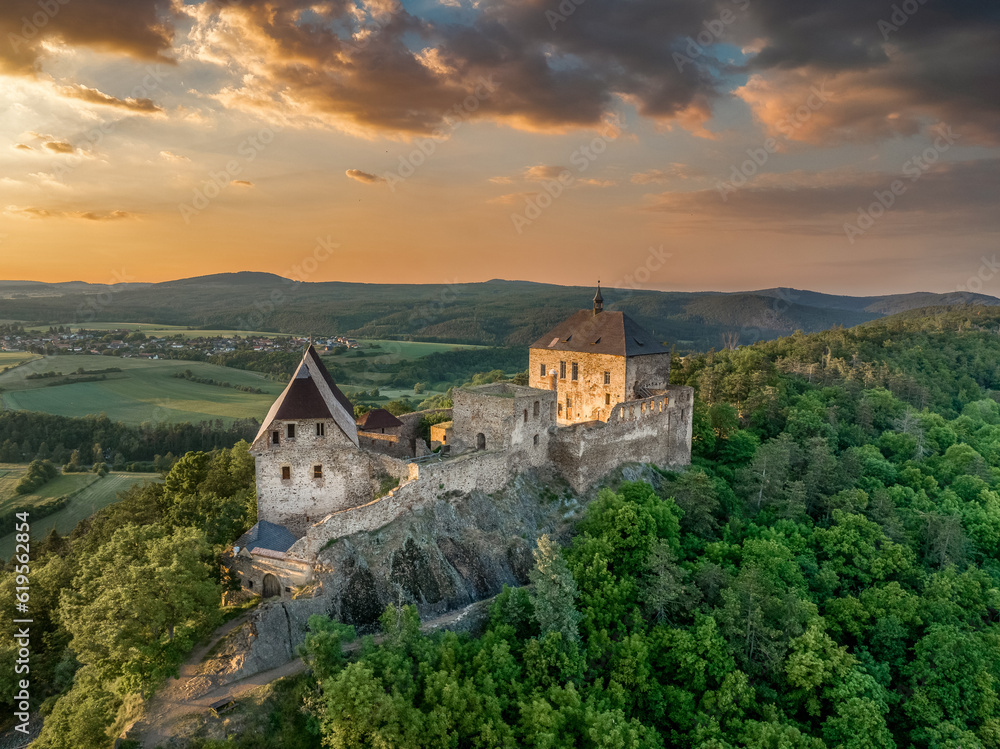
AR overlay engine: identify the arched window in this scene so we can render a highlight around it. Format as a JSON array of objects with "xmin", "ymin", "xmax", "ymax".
[
  {"xmin": 523, "ymin": 409, "xmax": 528, "ymax": 423},
  {"xmin": 476, "ymin": 433, "xmax": 486, "ymax": 450},
  {"xmin": 533, "ymin": 401, "xmax": 540, "ymax": 417}
]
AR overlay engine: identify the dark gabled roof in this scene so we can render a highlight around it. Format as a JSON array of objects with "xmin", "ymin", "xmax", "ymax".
[
  {"xmin": 253, "ymin": 345, "xmax": 358, "ymax": 446},
  {"xmin": 305, "ymin": 346, "xmax": 355, "ymax": 415},
  {"xmin": 529, "ymin": 310, "xmax": 670, "ymax": 356},
  {"xmin": 357, "ymin": 408, "xmax": 403, "ymax": 430},
  {"xmin": 234, "ymin": 520, "xmax": 299, "ymax": 553}
]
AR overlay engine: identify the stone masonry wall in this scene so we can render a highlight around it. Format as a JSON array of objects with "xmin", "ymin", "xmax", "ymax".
[
  {"xmin": 549, "ymin": 385, "xmax": 694, "ymax": 492},
  {"xmin": 291, "ymin": 449, "xmax": 513, "ymax": 556},
  {"xmin": 529, "ymin": 350, "xmax": 627, "ymax": 424},
  {"xmin": 254, "ymin": 417, "xmax": 412, "ymax": 536},
  {"xmin": 625, "ymin": 352, "xmax": 672, "ymax": 397}
]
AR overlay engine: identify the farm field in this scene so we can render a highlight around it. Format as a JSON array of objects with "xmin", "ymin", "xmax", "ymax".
[
  {"xmin": 0, "ymin": 351, "xmax": 40, "ymax": 369},
  {"xmin": 0, "ymin": 354, "xmax": 281, "ymax": 425},
  {"xmin": 349, "ymin": 339, "xmax": 486, "ymax": 360},
  {"xmin": 0, "ymin": 467, "xmax": 161, "ymax": 558},
  {"xmin": 22, "ymin": 321, "xmax": 291, "ymax": 338}
]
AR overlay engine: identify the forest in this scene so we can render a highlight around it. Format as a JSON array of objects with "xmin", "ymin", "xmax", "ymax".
[{"xmin": 2, "ymin": 305, "xmax": 1000, "ymax": 747}]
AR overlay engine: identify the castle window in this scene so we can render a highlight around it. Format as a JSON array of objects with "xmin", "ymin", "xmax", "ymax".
[
  {"xmin": 604, "ymin": 371, "xmax": 611, "ymax": 385},
  {"xmin": 247, "ymin": 580, "xmax": 254, "ymax": 589},
  {"xmin": 539, "ymin": 362, "xmax": 546, "ymax": 377},
  {"xmin": 316, "ymin": 422, "xmax": 325, "ymax": 437},
  {"xmin": 286, "ymin": 424, "xmax": 296, "ymax": 439},
  {"xmin": 271, "ymin": 431, "xmax": 279, "ymax": 445},
  {"xmin": 566, "ymin": 395, "xmax": 572, "ymax": 408},
  {"xmin": 559, "ymin": 361, "xmax": 566, "ymax": 379},
  {"xmin": 606, "ymin": 394, "xmax": 611, "ymax": 405},
  {"xmin": 281, "ymin": 466, "xmax": 291, "ymax": 480},
  {"xmin": 533, "ymin": 434, "xmax": 539, "ymax": 446},
  {"xmin": 533, "ymin": 401, "xmax": 540, "ymax": 417},
  {"xmin": 314, "ymin": 464, "xmax": 323, "ymax": 479},
  {"xmin": 476, "ymin": 433, "xmax": 486, "ymax": 450},
  {"xmin": 524, "ymin": 409, "xmax": 528, "ymax": 423},
  {"xmin": 571, "ymin": 362, "xmax": 578, "ymax": 381},
  {"xmin": 558, "ymin": 403, "xmax": 563, "ymax": 415}
]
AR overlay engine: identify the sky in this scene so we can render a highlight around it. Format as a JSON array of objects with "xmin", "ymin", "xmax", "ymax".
[{"xmin": 0, "ymin": 0, "xmax": 998, "ymax": 295}]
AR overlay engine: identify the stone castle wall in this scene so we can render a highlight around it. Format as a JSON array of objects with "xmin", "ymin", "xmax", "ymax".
[
  {"xmin": 549, "ymin": 385, "xmax": 694, "ymax": 492},
  {"xmin": 528, "ymin": 350, "xmax": 627, "ymax": 424},
  {"xmin": 254, "ymin": 418, "xmax": 412, "ymax": 536},
  {"xmin": 261, "ymin": 383, "xmax": 693, "ymax": 555},
  {"xmin": 626, "ymin": 352, "xmax": 672, "ymax": 395},
  {"xmin": 290, "ymin": 449, "xmax": 513, "ymax": 557}
]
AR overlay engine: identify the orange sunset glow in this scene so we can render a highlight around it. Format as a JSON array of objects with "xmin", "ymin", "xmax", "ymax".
[{"xmin": 1, "ymin": 0, "xmax": 998, "ymax": 293}]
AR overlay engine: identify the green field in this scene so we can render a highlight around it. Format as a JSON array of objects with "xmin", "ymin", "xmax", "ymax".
[
  {"xmin": 0, "ymin": 352, "xmax": 40, "ymax": 368},
  {"xmin": 351, "ymin": 339, "xmax": 485, "ymax": 360},
  {"xmin": 0, "ymin": 465, "xmax": 161, "ymax": 558},
  {"xmin": 22, "ymin": 321, "xmax": 294, "ymax": 339},
  {"xmin": 0, "ymin": 355, "xmax": 281, "ymax": 425}
]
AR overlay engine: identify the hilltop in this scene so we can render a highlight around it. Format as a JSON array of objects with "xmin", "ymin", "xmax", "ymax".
[{"xmin": 1, "ymin": 275, "xmax": 997, "ymax": 351}]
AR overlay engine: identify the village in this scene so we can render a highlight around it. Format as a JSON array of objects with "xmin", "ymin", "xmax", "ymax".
[{"xmin": 0, "ymin": 324, "xmax": 358, "ymax": 360}]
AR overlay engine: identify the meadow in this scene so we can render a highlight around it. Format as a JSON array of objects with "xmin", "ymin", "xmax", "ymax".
[
  {"xmin": 23, "ymin": 322, "xmax": 290, "ymax": 338},
  {"xmin": 0, "ymin": 465, "xmax": 162, "ymax": 558},
  {"xmin": 0, "ymin": 351, "xmax": 41, "ymax": 369},
  {"xmin": 0, "ymin": 355, "xmax": 281, "ymax": 426}
]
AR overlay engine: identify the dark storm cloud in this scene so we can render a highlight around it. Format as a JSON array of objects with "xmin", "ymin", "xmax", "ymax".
[
  {"xmin": 5, "ymin": 0, "xmax": 999, "ymax": 142},
  {"xmin": 0, "ymin": 0, "xmax": 173, "ymax": 75}
]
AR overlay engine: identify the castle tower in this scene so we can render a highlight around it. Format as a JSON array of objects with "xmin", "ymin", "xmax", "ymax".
[
  {"xmin": 249, "ymin": 345, "xmax": 360, "ymax": 534},
  {"xmin": 528, "ymin": 286, "xmax": 672, "ymax": 424}
]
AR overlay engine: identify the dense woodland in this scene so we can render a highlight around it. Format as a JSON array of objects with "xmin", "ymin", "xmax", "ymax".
[
  {"xmin": 3, "ymin": 306, "xmax": 1000, "ymax": 747},
  {"xmin": 0, "ymin": 411, "xmax": 258, "ymax": 470}
]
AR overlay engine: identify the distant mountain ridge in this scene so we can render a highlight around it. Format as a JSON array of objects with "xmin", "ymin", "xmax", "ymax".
[{"xmin": 1, "ymin": 274, "xmax": 996, "ymax": 352}]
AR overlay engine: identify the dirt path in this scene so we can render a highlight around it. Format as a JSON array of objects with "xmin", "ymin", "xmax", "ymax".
[{"xmin": 131, "ymin": 599, "xmax": 488, "ymax": 748}]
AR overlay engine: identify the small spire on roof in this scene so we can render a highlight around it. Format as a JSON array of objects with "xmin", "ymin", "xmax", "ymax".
[{"xmin": 593, "ymin": 281, "xmax": 604, "ymax": 315}]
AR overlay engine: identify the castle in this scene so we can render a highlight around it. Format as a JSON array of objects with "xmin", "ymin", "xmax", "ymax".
[{"xmin": 230, "ymin": 288, "xmax": 694, "ymax": 598}]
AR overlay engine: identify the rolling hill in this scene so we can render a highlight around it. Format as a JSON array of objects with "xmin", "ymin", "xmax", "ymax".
[{"xmin": 1, "ymin": 274, "xmax": 997, "ymax": 351}]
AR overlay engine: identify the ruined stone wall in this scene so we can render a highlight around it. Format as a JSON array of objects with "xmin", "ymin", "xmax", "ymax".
[
  {"xmin": 451, "ymin": 384, "xmax": 556, "ymax": 454},
  {"xmin": 549, "ymin": 385, "xmax": 694, "ymax": 492},
  {"xmin": 227, "ymin": 551, "xmax": 313, "ymax": 598},
  {"xmin": 291, "ymin": 449, "xmax": 513, "ymax": 556},
  {"xmin": 625, "ymin": 352, "xmax": 672, "ymax": 397},
  {"xmin": 529, "ymin": 349, "xmax": 627, "ymax": 424}
]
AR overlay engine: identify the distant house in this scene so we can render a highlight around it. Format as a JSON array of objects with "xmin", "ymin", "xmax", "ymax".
[{"xmin": 356, "ymin": 408, "xmax": 403, "ymax": 435}]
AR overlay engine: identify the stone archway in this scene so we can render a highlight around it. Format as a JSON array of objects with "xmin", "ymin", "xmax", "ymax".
[{"xmin": 262, "ymin": 573, "xmax": 281, "ymax": 598}]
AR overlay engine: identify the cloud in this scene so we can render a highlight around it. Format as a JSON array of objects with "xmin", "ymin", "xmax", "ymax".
[
  {"xmin": 524, "ymin": 165, "xmax": 571, "ymax": 181},
  {"xmin": 3, "ymin": 0, "xmax": 998, "ymax": 146},
  {"xmin": 4, "ymin": 206, "xmax": 53, "ymax": 219},
  {"xmin": 230, "ymin": 180, "xmax": 255, "ymax": 187},
  {"xmin": 13, "ymin": 144, "xmax": 33, "ymax": 151},
  {"xmin": 345, "ymin": 169, "xmax": 386, "ymax": 184},
  {"xmin": 58, "ymin": 84, "xmax": 163, "ymax": 113},
  {"xmin": 643, "ymin": 159, "xmax": 1000, "ymax": 236},
  {"xmin": 75, "ymin": 210, "xmax": 135, "ymax": 221},
  {"xmin": 3, "ymin": 206, "xmax": 135, "ymax": 221},
  {"xmin": 489, "ymin": 175, "xmax": 514, "ymax": 184},
  {"xmin": 43, "ymin": 141, "xmax": 75, "ymax": 154},
  {"xmin": 159, "ymin": 150, "xmax": 190, "ymax": 162},
  {"xmin": 631, "ymin": 165, "xmax": 701, "ymax": 184},
  {"xmin": 488, "ymin": 192, "xmax": 541, "ymax": 204},
  {"xmin": 0, "ymin": 0, "xmax": 173, "ymax": 76},
  {"xmin": 578, "ymin": 178, "xmax": 617, "ymax": 187}
]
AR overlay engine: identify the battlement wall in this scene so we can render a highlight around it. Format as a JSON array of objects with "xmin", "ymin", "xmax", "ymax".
[{"xmin": 549, "ymin": 385, "xmax": 694, "ymax": 491}]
